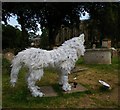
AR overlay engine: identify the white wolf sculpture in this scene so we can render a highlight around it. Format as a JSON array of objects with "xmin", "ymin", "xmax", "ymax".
[{"xmin": 10, "ymin": 34, "xmax": 85, "ymax": 97}]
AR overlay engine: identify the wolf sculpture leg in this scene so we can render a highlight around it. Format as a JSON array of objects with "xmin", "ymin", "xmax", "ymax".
[
  {"xmin": 59, "ymin": 68, "xmax": 71, "ymax": 91},
  {"xmin": 58, "ymin": 74, "xmax": 64, "ymax": 86},
  {"xmin": 27, "ymin": 69, "xmax": 44, "ymax": 97},
  {"xmin": 62, "ymin": 75, "xmax": 71, "ymax": 91}
]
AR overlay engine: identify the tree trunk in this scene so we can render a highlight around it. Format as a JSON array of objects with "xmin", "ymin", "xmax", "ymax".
[
  {"xmin": 17, "ymin": 13, "xmax": 29, "ymax": 49},
  {"xmin": 48, "ymin": 27, "xmax": 59, "ymax": 49},
  {"xmin": 21, "ymin": 25, "xmax": 29, "ymax": 48}
]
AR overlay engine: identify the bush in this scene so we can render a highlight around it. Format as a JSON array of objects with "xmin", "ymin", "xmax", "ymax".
[
  {"xmin": 76, "ymin": 56, "xmax": 84, "ymax": 65},
  {"xmin": 2, "ymin": 57, "xmax": 11, "ymax": 74},
  {"xmin": 40, "ymin": 28, "xmax": 49, "ymax": 49}
]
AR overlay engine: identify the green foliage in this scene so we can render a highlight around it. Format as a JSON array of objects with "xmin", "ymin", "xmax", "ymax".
[
  {"xmin": 2, "ymin": 57, "xmax": 11, "ymax": 74},
  {"xmin": 76, "ymin": 56, "xmax": 85, "ymax": 65},
  {"xmin": 2, "ymin": 24, "xmax": 22, "ymax": 49},
  {"xmin": 40, "ymin": 28, "xmax": 49, "ymax": 49},
  {"xmin": 2, "ymin": 2, "xmax": 86, "ymax": 47},
  {"xmin": 2, "ymin": 3, "xmax": 120, "ymax": 47},
  {"xmin": 87, "ymin": 3, "xmax": 120, "ymax": 47}
]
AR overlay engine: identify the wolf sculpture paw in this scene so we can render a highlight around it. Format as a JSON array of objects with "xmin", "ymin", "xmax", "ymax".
[{"xmin": 62, "ymin": 83, "xmax": 71, "ymax": 91}]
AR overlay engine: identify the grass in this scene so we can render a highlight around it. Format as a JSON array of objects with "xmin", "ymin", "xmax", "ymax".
[{"xmin": 2, "ymin": 56, "xmax": 120, "ymax": 109}]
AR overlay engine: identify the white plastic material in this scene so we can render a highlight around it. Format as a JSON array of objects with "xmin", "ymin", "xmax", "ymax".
[
  {"xmin": 99, "ymin": 80, "xmax": 110, "ymax": 88},
  {"xmin": 10, "ymin": 34, "xmax": 85, "ymax": 97}
]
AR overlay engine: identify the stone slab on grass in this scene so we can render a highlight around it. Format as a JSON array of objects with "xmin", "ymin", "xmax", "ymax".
[
  {"xmin": 40, "ymin": 86, "xmax": 58, "ymax": 97},
  {"xmin": 40, "ymin": 83, "xmax": 88, "ymax": 97},
  {"xmin": 64, "ymin": 83, "xmax": 88, "ymax": 94}
]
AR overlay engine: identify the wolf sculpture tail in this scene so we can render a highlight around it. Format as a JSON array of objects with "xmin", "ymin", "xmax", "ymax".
[{"xmin": 10, "ymin": 53, "xmax": 22, "ymax": 87}]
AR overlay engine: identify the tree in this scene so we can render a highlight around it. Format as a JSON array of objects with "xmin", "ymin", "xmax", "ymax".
[
  {"xmin": 2, "ymin": 2, "xmax": 38, "ymax": 48},
  {"xmin": 40, "ymin": 28, "xmax": 49, "ymax": 49},
  {"xmin": 84, "ymin": 2, "xmax": 120, "ymax": 47},
  {"xmin": 37, "ymin": 3, "xmax": 82, "ymax": 48},
  {"xmin": 3, "ymin": 2, "xmax": 119, "ymax": 48},
  {"xmin": 2, "ymin": 2, "xmax": 85, "ymax": 49},
  {"xmin": 2, "ymin": 24, "xmax": 22, "ymax": 49}
]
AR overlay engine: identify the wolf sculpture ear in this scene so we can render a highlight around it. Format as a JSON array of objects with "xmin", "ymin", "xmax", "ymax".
[{"xmin": 79, "ymin": 33, "xmax": 85, "ymax": 43}]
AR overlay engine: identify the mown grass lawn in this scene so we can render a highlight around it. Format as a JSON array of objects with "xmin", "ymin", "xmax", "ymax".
[{"xmin": 2, "ymin": 56, "xmax": 120, "ymax": 109}]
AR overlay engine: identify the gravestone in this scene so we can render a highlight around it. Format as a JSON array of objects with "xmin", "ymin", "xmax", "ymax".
[
  {"xmin": 84, "ymin": 48, "xmax": 111, "ymax": 64},
  {"xmin": 102, "ymin": 39, "xmax": 111, "ymax": 48}
]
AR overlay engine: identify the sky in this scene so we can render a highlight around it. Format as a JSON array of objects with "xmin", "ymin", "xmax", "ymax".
[{"xmin": 6, "ymin": 12, "xmax": 89, "ymax": 35}]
